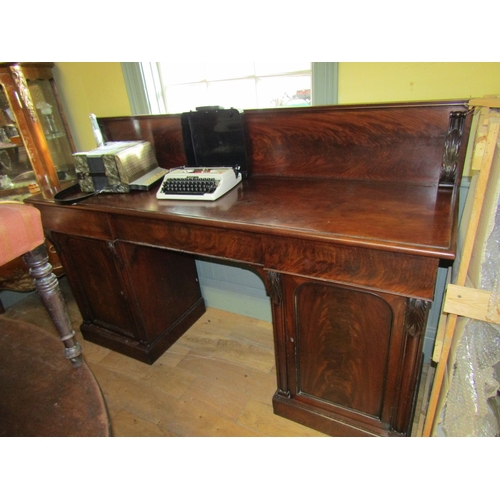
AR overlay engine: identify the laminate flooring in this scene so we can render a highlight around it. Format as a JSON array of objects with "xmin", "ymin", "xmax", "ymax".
[{"xmin": 2, "ymin": 278, "xmax": 430, "ymax": 437}]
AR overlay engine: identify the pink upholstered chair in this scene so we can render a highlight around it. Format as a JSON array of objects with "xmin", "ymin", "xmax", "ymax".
[
  {"xmin": 0, "ymin": 202, "xmax": 110, "ymax": 436},
  {"xmin": 0, "ymin": 202, "xmax": 83, "ymax": 367}
]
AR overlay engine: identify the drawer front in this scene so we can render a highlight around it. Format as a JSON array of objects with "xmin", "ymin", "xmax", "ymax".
[
  {"xmin": 111, "ymin": 215, "xmax": 265, "ymax": 265},
  {"xmin": 264, "ymin": 236, "xmax": 438, "ymax": 300},
  {"xmin": 36, "ymin": 204, "xmax": 112, "ymax": 240}
]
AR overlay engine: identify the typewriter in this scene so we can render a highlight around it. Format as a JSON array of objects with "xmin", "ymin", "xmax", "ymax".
[
  {"xmin": 156, "ymin": 166, "xmax": 242, "ymax": 201},
  {"xmin": 157, "ymin": 107, "xmax": 248, "ymax": 201}
]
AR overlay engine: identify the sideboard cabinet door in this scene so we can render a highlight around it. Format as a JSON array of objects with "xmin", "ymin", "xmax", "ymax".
[
  {"xmin": 272, "ymin": 274, "xmax": 426, "ymax": 436},
  {"xmin": 54, "ymin": 234, "xmax": 137, "ymax": 336},
  {"xmin": 51, "ymin": 233, "xmax": 205, "ymax": 364}
]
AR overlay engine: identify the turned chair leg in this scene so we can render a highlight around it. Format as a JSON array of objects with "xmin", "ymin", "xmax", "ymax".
[{"xmin": 22, "ymin": 243, "xmax": 83, "ymax": 368}]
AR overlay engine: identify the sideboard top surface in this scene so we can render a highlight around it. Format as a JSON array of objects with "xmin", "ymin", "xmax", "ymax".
[
  {"xmin": 31, "ymin": 100, "xmax": 473, "ymax": 260},
  {"xmin": 30, "ymin": 175, "xmax": 458, "ymax": 259}
]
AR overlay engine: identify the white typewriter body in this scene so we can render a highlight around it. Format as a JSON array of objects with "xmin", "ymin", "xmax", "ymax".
[{"xmin": 156, "ymin": 166, "xmax": 242, "ymax": 201}]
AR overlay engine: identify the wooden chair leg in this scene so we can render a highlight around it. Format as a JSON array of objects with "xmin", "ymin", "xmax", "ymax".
[{"xmin": 22, "ymin": 243, "xmax": 83, "ymax": 368}]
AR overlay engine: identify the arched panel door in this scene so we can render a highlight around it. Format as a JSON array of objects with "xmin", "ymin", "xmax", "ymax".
[
  {"xmin": 294, "ymin": 281, "xmax": 393, "ymax": 417},
  {"xmin": 273, "ymin": 274, "xmax": 412, "ymax": 436}
]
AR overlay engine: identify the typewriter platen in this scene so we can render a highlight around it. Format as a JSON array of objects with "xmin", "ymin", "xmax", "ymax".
[{"xmin": 156, "ymin": 166, "xmax": 242, "ymax": 201}]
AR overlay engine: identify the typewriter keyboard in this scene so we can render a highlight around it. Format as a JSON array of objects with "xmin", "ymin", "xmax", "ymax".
[
  {"xmin": 160, "ymin": 177, "xmax": 218, "ymax": 195},
  {"xmin": 156, "ymin": 167, "xmax": 242, "ymax": 201}
]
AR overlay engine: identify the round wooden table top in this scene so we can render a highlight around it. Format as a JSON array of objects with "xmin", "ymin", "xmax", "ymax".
[{"xmin": 0, "ymin": 317, "xmax": 110, "ymax": 437}]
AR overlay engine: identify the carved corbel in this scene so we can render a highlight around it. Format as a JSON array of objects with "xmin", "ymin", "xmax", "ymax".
[
  {"xmin": 404, "ymin": 298, "xmax": 430, "ymax": 338},
  {"xmin": 439, "ymin": 111, "xmax": 467, "ymax": 186},
  {"xmin": 267, "ymin": 271, "xmax": 283, "ymax": 305}
]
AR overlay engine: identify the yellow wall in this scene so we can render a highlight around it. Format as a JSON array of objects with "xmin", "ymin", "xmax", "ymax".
[
  {"xmin": 52, "ymin": 62, "xmax": 500, "ymax": 152},
  {"xmin": 338, "ymin": 62, "xmax": 500, "ymax": 104},
  {"xmin": 53, "ymin": 62, "xmax": 131, "ymax": 151}
]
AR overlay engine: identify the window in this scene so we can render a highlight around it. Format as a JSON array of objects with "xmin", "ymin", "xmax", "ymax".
[
  {"xmin": 121, "ymin": 62, "xmax": 338, "ymax": 115},
  {"xmin": 156, "ymin": 62, "xmax": 311, "ymax": 113}
]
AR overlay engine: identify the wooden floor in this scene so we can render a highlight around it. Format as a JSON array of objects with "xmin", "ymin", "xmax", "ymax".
[
  {"xmin": 2, "ymin": 279, "xmax": 329, "ymax": 437},
  {"xmin": 2, "ymin": 278, "xmax": 431, "ymax": 437}
]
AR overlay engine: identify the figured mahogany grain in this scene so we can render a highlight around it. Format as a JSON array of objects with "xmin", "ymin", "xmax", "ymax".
[
  {"xmin": 43, "ymin": 176, "xmax": 457, "ymax": 259},
  {"xmin": 294, "ymin": 282, "xmax": 393, "ymax": 415},
  {"xmin": 244, "ymin": 104, "xmax": 466, "ymax": 182},
  {"xmin": 99, "ymin": 101, "xmax": 470, "ymax": 185},
  {"xmin": 28, "ymin": 100, "xmax": 472, "ymax": 436}
]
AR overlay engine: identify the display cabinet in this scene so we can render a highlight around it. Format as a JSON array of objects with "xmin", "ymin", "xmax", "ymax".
[
  {"xmin": 0, "ymin": 63, "xmax": 74, "ymax": 311},
  {"xmin": 0, "ymin": 62, "xmax": 76, "ymax": 200}
]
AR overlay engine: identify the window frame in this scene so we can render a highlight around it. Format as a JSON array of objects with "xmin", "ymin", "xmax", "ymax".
[{"xmin": 121, "ymin": 62, "xmax": 338, "ymax": 115}]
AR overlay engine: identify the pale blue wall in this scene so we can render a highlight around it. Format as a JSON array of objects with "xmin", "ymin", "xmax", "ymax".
[{"xmin": 195, "ymin": 258, "xmax": 271, "ymax": 322}]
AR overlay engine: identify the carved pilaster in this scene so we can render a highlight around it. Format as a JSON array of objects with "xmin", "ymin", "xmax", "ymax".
[
  {"xmin": 440, "ymin": 111, "xmax": 467, "ymax": 186},
  {"xmin": 11, "ymin": 65, "xmax": 38, "ymax": 122}
]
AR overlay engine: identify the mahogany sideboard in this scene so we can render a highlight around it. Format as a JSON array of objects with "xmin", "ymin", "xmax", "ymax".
[{"xmin": 28, "ymin": 100, "xmax": 472, "ymax": 436}]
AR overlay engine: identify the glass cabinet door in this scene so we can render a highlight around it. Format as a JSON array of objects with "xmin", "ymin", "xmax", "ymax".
[
  {"xmin": 26, "ymin": 76, "xmax": 76, "ymax": 181},
  {"xmin": 0, "ymin": 84, "xmax": 34, "ymax": 198},
  {"xmin": 0, "ymin": 63, "xmax": 76, "ymax": 200}
]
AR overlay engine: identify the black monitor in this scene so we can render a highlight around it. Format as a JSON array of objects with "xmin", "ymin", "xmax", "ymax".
[{"xmin": 181, "ymin": 107, "xmax": 249, "ymax": 179}]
